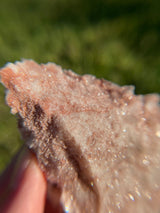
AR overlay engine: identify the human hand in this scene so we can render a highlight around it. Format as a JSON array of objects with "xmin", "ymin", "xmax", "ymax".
[{"xmin": 0, "ymin": 147, "xmax": 58, "ymax": 213}]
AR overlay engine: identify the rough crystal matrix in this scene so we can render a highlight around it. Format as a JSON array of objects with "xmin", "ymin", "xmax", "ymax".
[{"xmin": 0, "ymin": 60, "xmax": 160, "ymax": 213}]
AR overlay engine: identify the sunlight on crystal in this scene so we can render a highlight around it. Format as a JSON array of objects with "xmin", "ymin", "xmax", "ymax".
[
  {"xmin": 128, "ymin": 193, "xmax": 135, "ymax": 201},
  {"xmin": 121, "ymin": 111, "xmax": 126, "ymax": 115},
  {"xmin": 116, "ymin": 201, "xmax": 121, "ymax": 209},
  {"xmin": 91, "ymin": 181, "xmax": 94, "ymax": 187},
  {"xmin": 145, "ymin": 192, "xmax": 152, "ymax": 200},
  {"xmin": 65, "ymin": 205, "xmax": 69, "ymax": 213},
  {"xmin": 143, "ymin": 159, "xmax": 150, "ymax": 166},
  {"xmin": 156, "ymin": 130, "xmax": 160, "ymax": 138},
  {"xmin": 135, "ymin": 187, "xmax": 141, "ymax": 197},
  {"xmin": 70, "ymin": 195, "xmax": 73, "ymax": 201}
]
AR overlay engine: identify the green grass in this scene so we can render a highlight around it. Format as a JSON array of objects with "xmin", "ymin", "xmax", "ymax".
[{"xmin": 0, "ymin": 0, "xmax": 160, "ymax": 172}]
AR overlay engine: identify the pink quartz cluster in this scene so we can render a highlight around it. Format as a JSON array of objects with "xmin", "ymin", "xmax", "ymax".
[{"xmin": 0, "ymin": 60, "xmax": 160, "ymax": 213}]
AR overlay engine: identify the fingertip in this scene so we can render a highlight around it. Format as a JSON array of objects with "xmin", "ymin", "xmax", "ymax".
[{"xmin": 0, "ymin": 148, "xmax": 47, "ymax": 213}]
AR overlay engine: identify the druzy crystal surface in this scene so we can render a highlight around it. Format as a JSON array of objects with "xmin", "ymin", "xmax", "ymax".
[{"xmin": 0, "ymin": 60, "xmax": 160, "ymax": 213}]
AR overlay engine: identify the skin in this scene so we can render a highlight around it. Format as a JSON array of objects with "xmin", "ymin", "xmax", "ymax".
[{"xmin": 0, "ymin": 147, "xmax": 56, "ymax": 213}]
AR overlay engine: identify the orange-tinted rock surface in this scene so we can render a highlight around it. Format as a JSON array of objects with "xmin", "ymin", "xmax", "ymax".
[{"xmin": 0, "ymin": 60, "xmax": 160, "ymax": 213}]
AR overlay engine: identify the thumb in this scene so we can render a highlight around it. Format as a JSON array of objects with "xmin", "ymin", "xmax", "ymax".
[{"xmin": 0, "ymin": 147, "xmax": 47, "ymax": 213}]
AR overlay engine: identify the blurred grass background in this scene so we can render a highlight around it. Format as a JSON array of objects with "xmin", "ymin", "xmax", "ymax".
[{"xmin": 0, "ymin": 0, "xmax": 160, "ymax": 172}]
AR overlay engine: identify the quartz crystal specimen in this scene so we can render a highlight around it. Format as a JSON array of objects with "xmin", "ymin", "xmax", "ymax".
[{"xmin": 0, "ymin": 60, "xmax": 160, "ymax": 213}]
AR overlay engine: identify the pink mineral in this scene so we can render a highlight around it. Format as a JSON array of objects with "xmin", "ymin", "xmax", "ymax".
[{"xmin": 0, "ymin": 60, "xmax": 160, "ymax": 213}]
